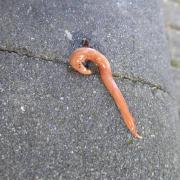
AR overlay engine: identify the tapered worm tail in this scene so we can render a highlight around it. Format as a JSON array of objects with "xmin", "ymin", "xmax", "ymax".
[
  {"xmin": 100, "ymin": 74, "xmax": 142, "ymax": 139},
  {"xmin": 69, "ymin": 47, "xmax": 142, "ymax": 139}
]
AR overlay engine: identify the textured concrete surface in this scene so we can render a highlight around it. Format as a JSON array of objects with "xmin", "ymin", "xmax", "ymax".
[{"xmin": 0, "ymin": 0, "xmax": 180, "ymax": 179}]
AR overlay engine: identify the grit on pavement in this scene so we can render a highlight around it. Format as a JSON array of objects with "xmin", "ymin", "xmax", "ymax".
[{"xmin": 0, "ymin": 0, "xmax": 180, "ymax": 179}]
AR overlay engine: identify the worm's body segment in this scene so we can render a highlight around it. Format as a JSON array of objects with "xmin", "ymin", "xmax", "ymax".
[{"xmin": 69, "ymin": 47, "xmax": 142, "ymax": 139}]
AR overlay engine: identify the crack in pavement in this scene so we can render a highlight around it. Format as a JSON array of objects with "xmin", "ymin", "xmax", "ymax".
[
  {"xmin": 0, "ymin": 45, "xmax": 57, "ymax": 62},
  {"xmin": 112, "ymin": 72, "xmax": 168, "ymax": 93},
  {"xmin": 0, "ymin": 45, "xmax": 170, "ymax": 96}
]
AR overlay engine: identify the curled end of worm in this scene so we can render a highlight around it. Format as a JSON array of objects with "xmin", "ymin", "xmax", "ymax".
[{"xmin": 81, "ymin": 68, "xmax": 92, "ymax": 75}]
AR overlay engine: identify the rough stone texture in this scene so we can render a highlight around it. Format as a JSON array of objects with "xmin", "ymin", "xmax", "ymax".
[{"xmin": 0, "ymin": 0, "xmax": 180, "ymax": 179}]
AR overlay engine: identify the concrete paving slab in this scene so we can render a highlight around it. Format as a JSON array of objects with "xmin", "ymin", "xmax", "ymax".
[{"xmin": 0, "ymin": 0, "xmax": 180, "ymax": 179}]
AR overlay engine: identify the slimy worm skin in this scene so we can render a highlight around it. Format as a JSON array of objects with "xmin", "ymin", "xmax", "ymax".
[{"xmin": 69, "ymin": 47, "xmax": 142, "ymax": 139}]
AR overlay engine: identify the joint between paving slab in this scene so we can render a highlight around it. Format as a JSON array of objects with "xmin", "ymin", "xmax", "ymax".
[{"xmin": 0, "ymin": 45, "xmax": 172, "ymax": 97}]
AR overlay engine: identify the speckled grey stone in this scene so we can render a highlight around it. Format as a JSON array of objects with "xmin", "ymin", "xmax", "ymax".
[{"xmin": 0, "ymin": 0, "xmax": 180, "ymax": 179}]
